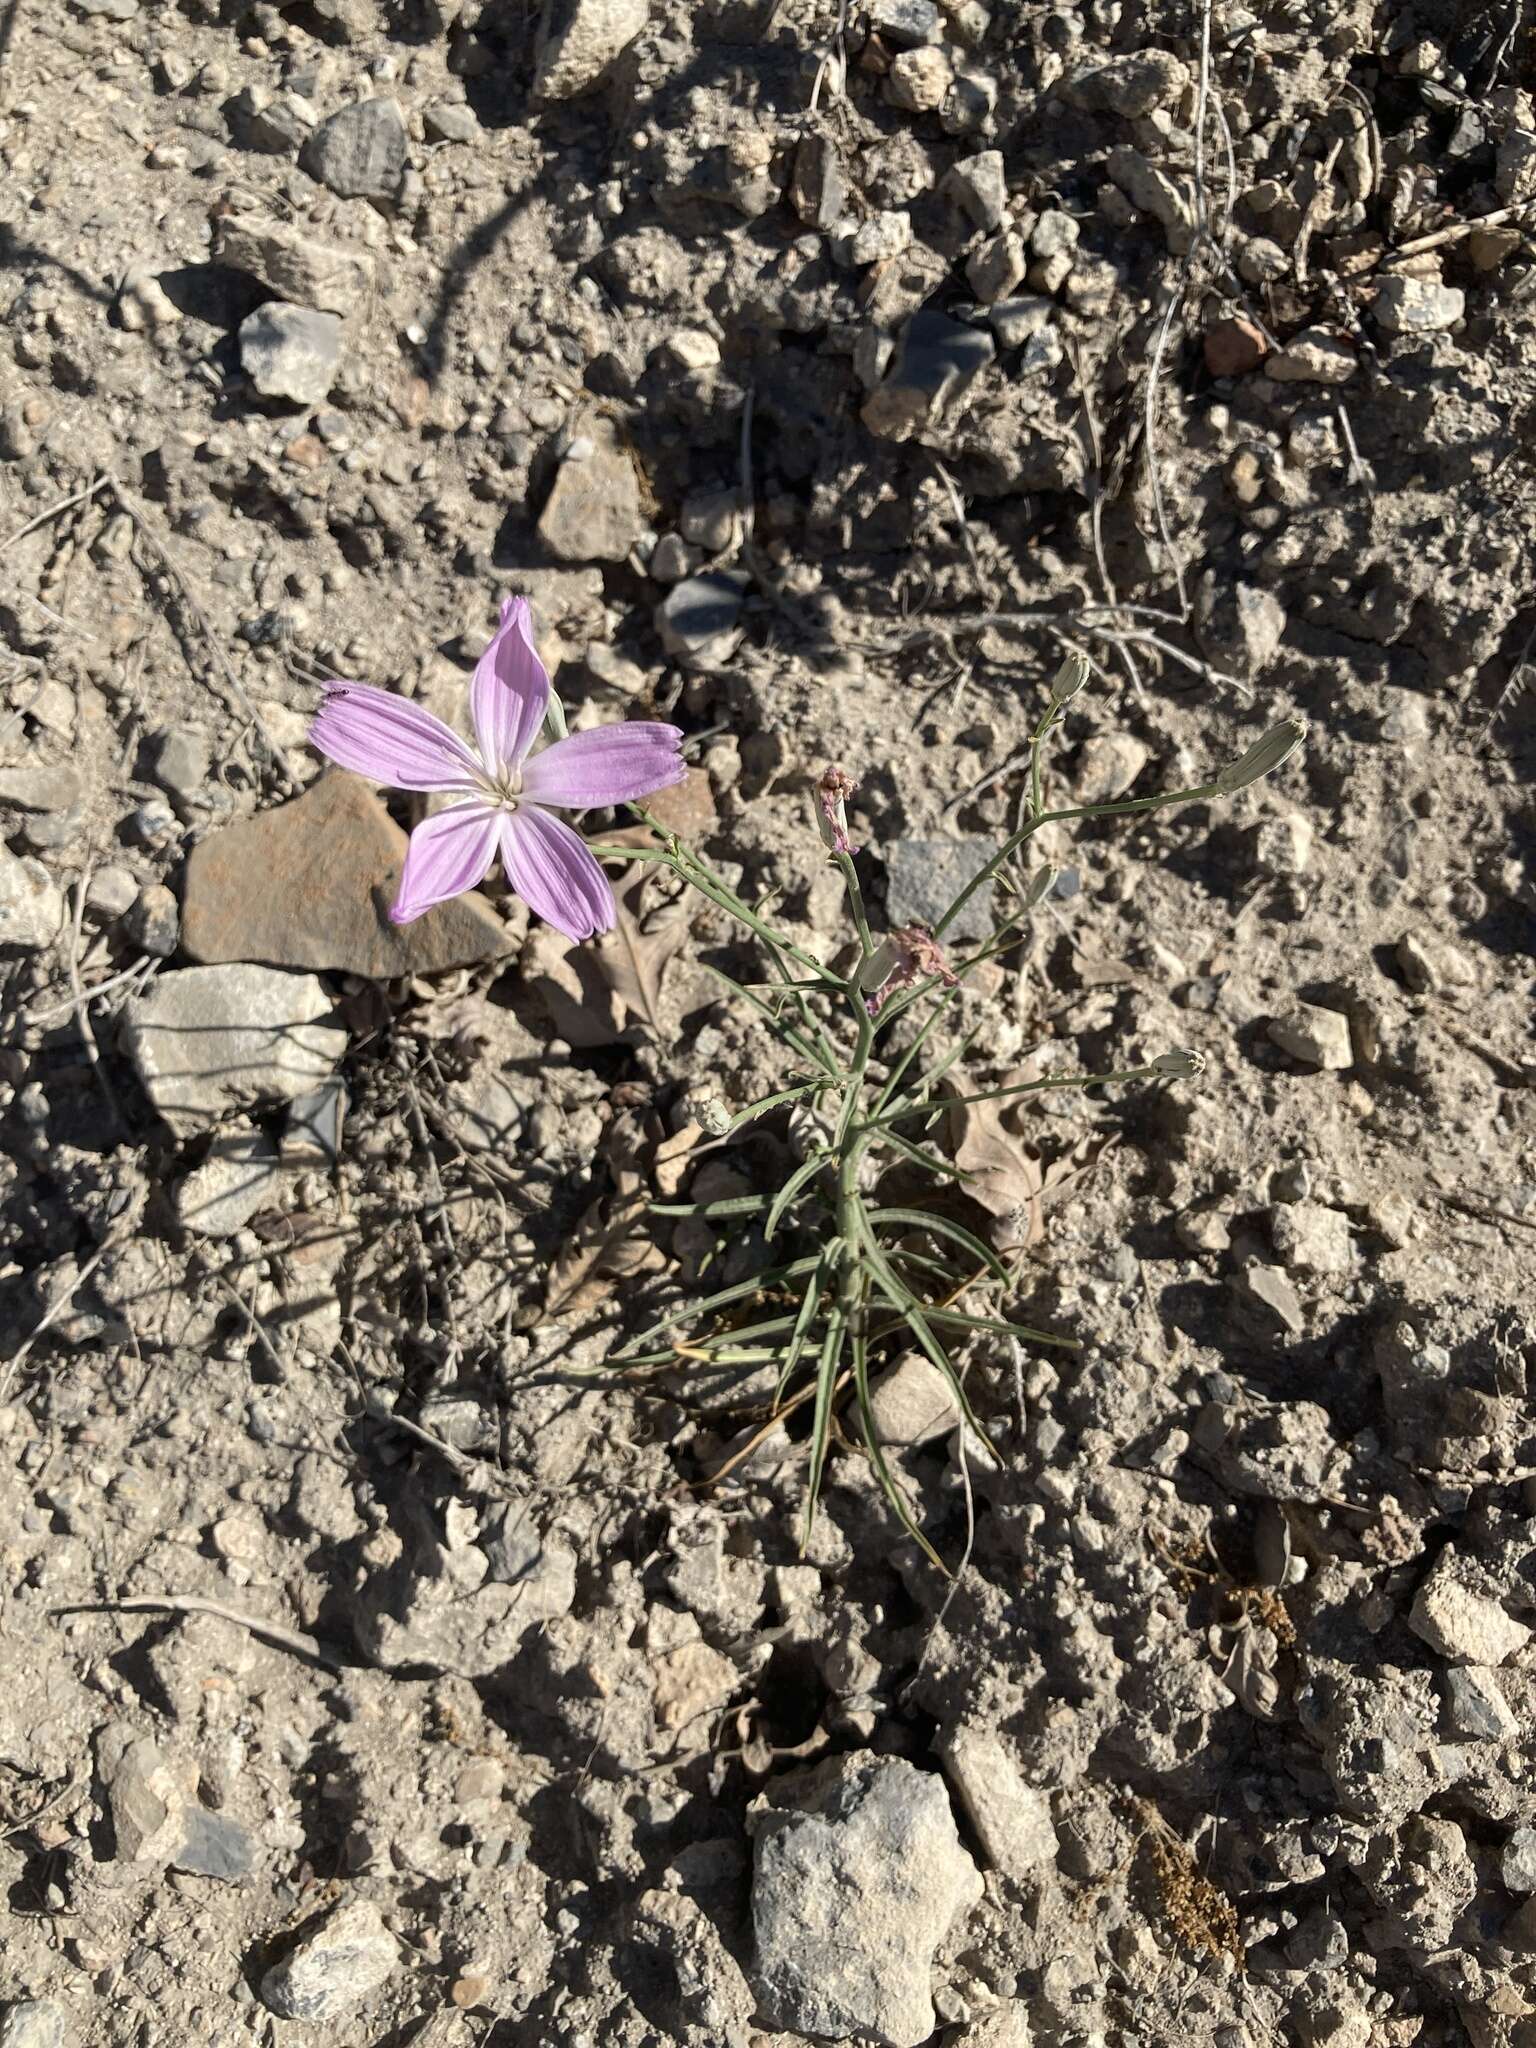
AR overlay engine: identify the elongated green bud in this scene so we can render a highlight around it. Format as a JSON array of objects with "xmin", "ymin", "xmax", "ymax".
[
  {"xmin": 1048, "ymin": 651, "xmax": 1091, "ymax": 710},
  {"xmin": 1215, "ymin": 716, "xmax": 1306, "ymax": 795},
  {"xmin": 1150, "ymin": 1048, "xmax": 1206, "ymax": 1077},
  {"xmin": 1020, "ymin": 863, "xmax": 1059, "ymax": 907}
]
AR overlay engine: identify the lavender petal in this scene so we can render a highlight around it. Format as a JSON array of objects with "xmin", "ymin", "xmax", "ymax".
[
  {"xmin": 390, "ymin": 801, "xmax": 502, "ymax": 924},
  {"xmin": 470, "ymin": 597, "xmax": 550, "ymax": 776},
  {"xmin": 499, "ymin": 806, "xmax": 616, "ymax": 943},
  {"xmin": 310, "ymin": 682, "xmax": 483, "ymax": 793},
  {"xmin": 519, "ymin": 722, "xmax": 687, "ymax": 811}
]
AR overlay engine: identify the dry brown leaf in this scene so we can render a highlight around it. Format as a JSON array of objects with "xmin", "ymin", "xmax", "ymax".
[
  {"xmin": 596, "ymin": 864, "xmax": 689, "ymax": 1036},
  {"xmin": 948, "ymin": 1085, "xmax": 1046, "ymax": 1251},
  {"xmin": 520, "ymin": 846, "xmax": 686, "ymax": 1048},
  {"xmin": 544, "ymin": 1111, "xmax": 665, "ymax": 1318},
  {"xmin": 653, "ymin": 1121, "xmax": 702, "ymax": 1199}
]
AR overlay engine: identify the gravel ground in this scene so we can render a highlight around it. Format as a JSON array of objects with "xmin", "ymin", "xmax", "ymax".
[{"xmin": 2, "ymin": 1, "xmax": 1536, "ymax": 2045}]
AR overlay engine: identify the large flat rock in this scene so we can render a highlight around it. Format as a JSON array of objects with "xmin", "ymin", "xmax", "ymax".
[{"xmin": 181, "ymin": 772, "xmax": 511, "ymax": 978}]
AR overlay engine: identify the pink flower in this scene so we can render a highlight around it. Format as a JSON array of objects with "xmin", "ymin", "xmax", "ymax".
[
  {"xmin": 815, "ymin": 765, "xmax": 857, "ymax": 856},
  {"xmin": 859, "ymin": 924, "xmax": 959, "ymax": 1016},
  {"xmin": 309, "ymin": 597, "xmax": 686, "ymax": 941}
]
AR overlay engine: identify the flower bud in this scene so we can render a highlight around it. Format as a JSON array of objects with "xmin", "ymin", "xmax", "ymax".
[
  {"xmin": 1048, "ymin": 651, "xmax": 1091, "ymax": 710},
  {"xmin": 1215, "ymin": 717, "xmax": 1306, "ymax": 795},
  {"xmin": 1149, "ymin": 1048, "xmax": 1206, "ymax": 1078},
  {"xmin": 815, "ymin": 765, "xmax": 857, "ymax": 856},
  {"xmin": 1019, "ymin": 864, "xmax": 1059, "ymax": 908},
  {"xmin": 683, "ymin": 1090, "xmax": 732, "ymax": 1136},
  {"xmin": 543, "ymin": 687, "xmax": 569, "ymax": 741}
]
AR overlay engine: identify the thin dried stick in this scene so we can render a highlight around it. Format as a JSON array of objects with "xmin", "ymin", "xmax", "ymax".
[
  {"xmin": 52, "ymin": 1594, "xmax": 345, "ymax": 1670},
  {"xmin": 0, "ymin": 477, "xmax": 111, "ymax": 557},
  {"xmin": 0, "ymin": 1238, "xmax": 118, "ymax": 1403},
  {"xmin": 105, "ymin": 475, "xmax": 297, "ymax": 793}
]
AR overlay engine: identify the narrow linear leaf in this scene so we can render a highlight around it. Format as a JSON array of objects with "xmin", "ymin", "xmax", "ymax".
[
  {"xmin": 775, "ymin": 1243, "xmax": 839, "ymax": 1408},
  {"xmin": 867, "ymin": 1206, "xmax": 1012, "ymax": 1287},
  {"xmin": 848, "ymin": 1313, "xmax": 947, "ymax": 1574},
  {"xmin": 801, "ymin": 1306, "xmax": 848, "ymax": 1553},
  {"xmin": 854, "ymin": 1223, "xmax": 987, "ymax": 1442},
  {"xmin": 875, "ymin": 1129, "xmax": 974, "ymax": 1182},
  {"xmin": 620, "ymin": 1254, "xmax": 823, "ymax": 1353},
  {"xmin": 767, "ymin": 1151, "xmax": 831, "ymax": 1240}
]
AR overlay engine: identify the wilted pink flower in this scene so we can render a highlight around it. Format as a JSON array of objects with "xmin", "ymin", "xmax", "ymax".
[
  {"xmin": 859, "ymin": 923, "xmax": 959, "ymax": 1015},
  {"xmin": 310, "ymin": 597, "xmax": 685, "ymax": 940},
  {"xmin": 815, "ymin": 765, "xmax": 857, "ymax": 856}
]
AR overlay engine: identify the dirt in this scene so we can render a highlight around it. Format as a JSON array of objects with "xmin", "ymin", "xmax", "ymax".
[{"xmin": 2, "ymin": 1, "xmax": 1536, "ymax": 2044}]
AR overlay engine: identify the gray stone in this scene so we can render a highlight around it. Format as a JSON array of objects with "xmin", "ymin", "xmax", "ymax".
[
  {"xmin": 937, "ymin": 1728, "xmax": 1056, "ymax": 1878},
  {"xmin": 866, "ymin": 1353, "xmax": 960, "ymax": 1450},
  {"xmin": 87, "ymin": 865, "xmax": 139, "ymax": 919},
  {"xmin": 0, "ymin": 763, "xmax": 83, "ymax": 811},
  {"xmin": 424, "ymin": 103, "xmax": 479, "ymax": 144},
  {"xmin": 872, "ymin": 0, "xmax": 940, "ymax": 46},
  {"xmin": 750, "ymin": 1754, "xmax": 982, "ymax": 2048},
  {"xmin": 885, "ymin": 46, "xmax": 952, "ymax": 113},
  {"xmin": 987, "ymin": 294, "xmax": 1054, "ymax": 348},
  {"xmin": 1105, "ymin": 148, "xmax": 1194, "ymax": 255},
  {"xmin": 1270, "ymin": 1202, "xmax": 1353, "ymax": 1276},
  {"xmin": 1073, "ymin": 733, "xmax": 1149, "ymax": 805},
  {"xmin": 125, "ymin": 884, "xmax": 180, "ymax": 959},
  {"xmin": 1441, "ymin": 1662, "xmax": 1515, "ymax": 1744},
  {"xmin": 284, "ymin": 1080, "xmax": 348, "ymax": 1164},
  {"xmin": 1233, "ymin": 1262, "xmax": 1305, "ymax": 1336},
  {"xmin": 73, "ymin": 0, "xmax": 136, "ymax": 13},
  {"xmin": 152, "ymin": 724, "xmax": 210, "ymax": 803},
  {"xmin": 175, "ymin": 1129, "xmax": 286, "ymax": 1237},
  {"xmin": 299, "ymin": 98, "xmax": 408, "ymax": 203},
  {"xmin": 884, "ymin": 837, "xmax": 994, "ymax": 942},
  {"xmin": 656, "ymin": 570, "xmax": 749, "ymax": 670},
  {"xmin": 538, "ymin": 414, "xmax": 644, "ymax": 563},
  {"xmin": 1066, "ymin": 49, "xmax": 1190, "ymax": 115},
  {"xmin": 0, "ymin": 851, "xmax": 66, "ymax": 949},
  {"xmin": 237, "ymin": 87, "xmax": 319, "ymax": 153},
  {"xmin": 1265, "ymin": 329, "xmax": 1357, "ymax": 383},
  {"xmin": 0, "ymin": 2001, "xmax": 70, "ymax": 2048},
  {"xmin": 1409, "ymin": 1547, "xmax": 1532, "ymax": 1666},
  {"xmin": 862, "ymin": 311, "xmax": 995, "ymax": 440},
  {"xmin": 1195, "ymin": 576, "xmax": 1286, "ymax": 676},
  {"xmin": 176, "ymin": 1805, "xmax": 258, "ymax": 1882},
  {"xmin": 1373, "ymin": 276, "xmax": 1464, "ymax": 335},
  {"xmin": 790, "ymin": 134, "xmax": 848, "ymax": 228},
  {"xmin": 260, "ymin": 1898, "xmax": 399, "ymax": 2021},
  {"xmin": 1496, "ymin": 126, "xmax": 1536, "ymax": 204},
  {"xmin": 848, "ymin": 210, "xmax": 913, "ymax": 267},
  {"xmin": 966, "ymin": 229, "xmax": 1026, "ymax": 303},
  {"xmin": 1268, "ymin": 1003, "xmax": 1353, "ymax": 1070},
  {"xmin": 942, "ymin": 149, "xmax": 1007, "ymax": 230},
  {"xmin": 214, "ymin": 216, "xmax": 373, "ymax": 315},
  {"xmin": 533, "ymin": 0, "xmax": 649, "ymax": 102},
  {"xmin": 1502, "ymin": 1826, "xmax": 1536, "ymax": 1893},
  {"xmin": 122, "ymin": 964, "xmax": 346, "ymax": 1131},
  {"xmin": 238, "ymin": 302, "xmax": 341, "ymax": 406}
]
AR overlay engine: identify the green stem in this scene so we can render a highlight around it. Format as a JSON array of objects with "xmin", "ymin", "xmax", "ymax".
[
  {"xmin": 860, "ymin": 1061, "xmax": 1171, "ymax": 1131},
  {"xmin": 835, "ymin": 849, "xmax": 873, "ymax": 965}
]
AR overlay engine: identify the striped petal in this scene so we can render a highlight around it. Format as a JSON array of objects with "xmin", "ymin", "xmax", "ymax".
[
  {"xmin": 499, "ymin": 806, "xmax": 615, "ymax": 943},
  {"xmin": 520, "ymin": 723, "xmax": 687, "ymax": 811},
  {"xmin": 471, "ymin": 597, "xmax": 550, "ymax": 776},
  {"xmin": 311, "ymin": 681, "xmax": 483, "ymax": 793},
  {"xmin": 390, "ymin": 801, "xmax": 501, "ymax": 924}
]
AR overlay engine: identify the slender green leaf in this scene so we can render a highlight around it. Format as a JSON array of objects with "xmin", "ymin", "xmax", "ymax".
[
  {"xmin": 801, "ymin": 1304, "xmax": 847, "ymax": 1553},
  {"xmin": 848, "ymin": 1303, "xmax": 946, "ymax": 1573},
  {"xmin": 766, "ymin": 1151, "xmax": 831, "ymax": 1239},
  {"xmin": 853, "ymin": 1223, "xmax": 986, "ymax": 1441},
  {"xmin": 619, "ymin": 1254, "xmax": 822, "ymax": 1354},
  {"xmin": 774, "ymin": 1245, "xmax": 838, "ymax": 1408},
  {"xmin": 727, "ymin": 1080, "xmax": 826, "ymax": 1133},
  {"xmin": 874, "ymin": 1128, "xmax": 973, "ymax": 1182},
  {"xmin": 924, "ymin": 1306, "xmax": 1080, "ymax": 1348},
  {"xmin": 866, "ymin": 1207, "xmax": 1011, "ymax": 1286},
  {"xmin": 648, "ymin": 1194, "xmax": 775, "ymax": 1218}
]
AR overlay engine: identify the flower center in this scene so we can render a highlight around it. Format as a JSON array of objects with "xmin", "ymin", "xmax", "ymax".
[{"xmin": 481, "ymin": 766, "xmax": 525, "ymax": 811}]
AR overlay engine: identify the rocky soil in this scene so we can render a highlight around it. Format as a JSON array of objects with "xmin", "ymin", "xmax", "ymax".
[{"xmin": 2, "ymin": 0, "xmax": 1536, "ymax": 2044}]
